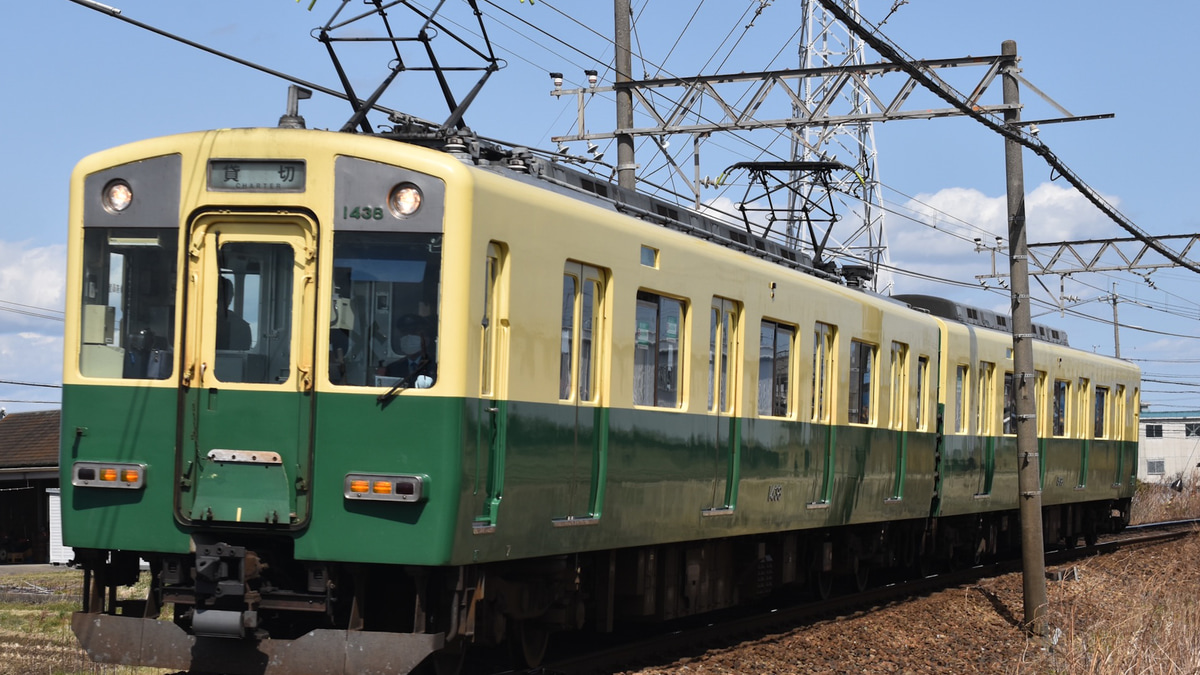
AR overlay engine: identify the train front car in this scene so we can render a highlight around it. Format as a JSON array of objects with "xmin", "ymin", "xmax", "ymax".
[{"xmin": 62, "ymin": 128, "xmax": 473, "ymax": 674}]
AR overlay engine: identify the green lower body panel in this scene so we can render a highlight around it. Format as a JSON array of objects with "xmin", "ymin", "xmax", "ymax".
[{"xmin": 64, "ymin": 383, "xmax": 1130, "ymax": 570}]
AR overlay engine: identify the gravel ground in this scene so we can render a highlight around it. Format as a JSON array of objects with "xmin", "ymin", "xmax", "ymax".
[{"xmin": 620, "ymin": 534, "xmax": 1200, "ymax": 675}]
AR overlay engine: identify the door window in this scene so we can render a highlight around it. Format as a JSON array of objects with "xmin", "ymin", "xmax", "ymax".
[{"xmin": 214, "ymin": 242, "xmax": 294, "ymax": 384}]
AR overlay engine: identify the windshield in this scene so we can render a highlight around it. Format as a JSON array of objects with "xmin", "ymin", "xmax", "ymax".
[
  {"xmin": 79, "ymin": 228, "xmax": 178, "ymax": 380},
  {"xmin": 328, "ymin": 231, "xmax": 442, "ymax": 388}
]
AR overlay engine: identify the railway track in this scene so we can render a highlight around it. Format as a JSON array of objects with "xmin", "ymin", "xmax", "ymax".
[{"xmin": 519, "ymin": 522, "xmax": 1197, "ymax": 675}]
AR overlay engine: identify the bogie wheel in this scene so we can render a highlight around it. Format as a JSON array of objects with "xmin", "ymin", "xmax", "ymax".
[
  {"xmin": 853, "ymin": 561, "xmax": 870, "ymax": 593},
  {"xmin": 511, "ymin": 619, "xmax": 550, "ymax": 668},
  {"xmin": 812, "ymin": 569, "xmax": 834, "ymax": 601}
]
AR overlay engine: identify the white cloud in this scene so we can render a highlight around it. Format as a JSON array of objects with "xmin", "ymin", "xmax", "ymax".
[
  {"xmin": 0, "ymin": 240, "xmax": 66, "ymax": 411},
  {"xmin": 885, "ymin": 182, "xmax": 1122, "ymax": 297},
  {"xmin": 0, "ymin": 240, "xmax": 66, "ymax": 331}
]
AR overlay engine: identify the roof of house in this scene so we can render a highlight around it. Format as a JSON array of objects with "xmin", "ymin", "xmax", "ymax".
[
  {"xmin": 0, "ymin": 410, "xmax": 60, "ymax": 469},
  {"xmin": 1142, "ymin": 411, "xmax": 1200, "ymax": 421}
]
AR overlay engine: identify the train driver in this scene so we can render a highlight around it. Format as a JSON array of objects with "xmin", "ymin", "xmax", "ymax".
[
  {"xmin": 386, "ymin": 314, "xmax": 435, "ymax": 388},
  {"xmin": 216, "ymin": 277, "xmax": 252, "ymax": 351}
]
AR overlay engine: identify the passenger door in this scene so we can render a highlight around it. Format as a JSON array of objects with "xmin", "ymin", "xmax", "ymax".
[
  {"xmin": 706, "ymin": 298, "xmax": 740, "ymax": 513},
  {"xmin": 176, "ymin": 213, "xmax": 317, "ymax": 527},
  {"xmin": 554, "ymin": 262, "xmax": 607, "ymax": 523}
]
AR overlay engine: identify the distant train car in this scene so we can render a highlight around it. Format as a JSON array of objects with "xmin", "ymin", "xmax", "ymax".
[{"xmin": 62, "ymin": 122, "xmax": 1138, "ymax": 674}]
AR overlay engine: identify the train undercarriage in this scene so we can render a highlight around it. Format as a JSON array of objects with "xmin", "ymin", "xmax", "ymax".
[{"xmin": 73, "ymin": 499, "xmax": 1129, "ymax": 675}]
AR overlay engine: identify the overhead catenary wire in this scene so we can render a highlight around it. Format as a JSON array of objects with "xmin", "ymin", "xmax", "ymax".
[
  {"xmin": 0, "ymin": 379, "xmax": 63, "ymax": 389},
  {"xmin": 814, "ymin": 0, "xmax": 1200, "ymax": 276}
]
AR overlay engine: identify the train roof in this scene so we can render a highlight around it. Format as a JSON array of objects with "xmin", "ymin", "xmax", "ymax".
[
  {"xmin": 892, "ymin": 294, "xmax": 1069, "ymax": 346},
  {"xmin": 381, "ymin": 126, "xmax": 868, "ymax": 286}
]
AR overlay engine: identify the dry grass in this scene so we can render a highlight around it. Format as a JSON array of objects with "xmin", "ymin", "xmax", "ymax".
[
  {"xmin": 1034, "ymin": 471, "xmax": 1200, "ymax": 674},
  {"xmin": 0, "ymin": 570, "xmax": 168, "ymax": 675},
  {"xmin": 1130, "ymin": 470, "xmax": 1200, "ymax": 525},
  {"xmin": 1036, "ymin": 533, "xmax": 1200, "ymax": 675}
]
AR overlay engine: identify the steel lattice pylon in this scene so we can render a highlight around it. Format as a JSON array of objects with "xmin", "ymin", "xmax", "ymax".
[{"xmin": 790, "ymin": 1, "xmax": 891, "ymax": 292}]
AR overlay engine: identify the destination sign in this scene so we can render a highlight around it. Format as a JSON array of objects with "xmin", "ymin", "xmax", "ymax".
[{"xmin": 208, "ymin": 160, "xmax": 306, "ymax": 192}]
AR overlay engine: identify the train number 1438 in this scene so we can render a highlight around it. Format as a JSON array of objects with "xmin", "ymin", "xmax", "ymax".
[{"xmin": 342, "ymin": 205, "xmax": 385, "ymax": 220}]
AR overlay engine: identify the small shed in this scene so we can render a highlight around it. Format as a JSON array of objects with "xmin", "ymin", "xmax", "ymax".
[{"xmin": 0, "ymin": 409, "xmax": 60, "ymax": 563}]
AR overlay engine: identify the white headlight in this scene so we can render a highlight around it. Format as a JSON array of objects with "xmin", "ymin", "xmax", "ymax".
[
  {"xmin": 388, "ymin": 183, "xmax": 422, "ymax": 217},
  {"xmin": 102, "ymin": 179, "xmax": 133, "ymax": 213}
]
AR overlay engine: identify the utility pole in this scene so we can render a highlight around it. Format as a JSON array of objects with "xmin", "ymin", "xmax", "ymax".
[
  {"xmin": 1002, "ymin": 40, "xmax": 1048, "ymax": 638},
  {"xmin": 613, "ymin": 0, "xmax": 635, "ymax": 190}
]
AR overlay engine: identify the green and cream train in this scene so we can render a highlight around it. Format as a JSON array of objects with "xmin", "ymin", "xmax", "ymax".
[{"xmin": 62, "ymin": 122, "xmax": 1138, "ymax": 674}]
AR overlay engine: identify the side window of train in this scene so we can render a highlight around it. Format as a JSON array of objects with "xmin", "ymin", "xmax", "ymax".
[
  {"xmin": 1095, "ymin": 385, "xmax": 1109, "ymax": 439},
  {"xmin": 1052, "ymin": 379, "xmax": 1070, "ymax": 437},
  {"xmin": 977, "ymin": 361, "xmax": 995, "ymax": 435},
  {"xmin": 848, "ymin": 340, "xmax": 877, "ymax": 425},
  {"xmin": 1077, "ymin": 377, "xmax": 1091, "ymax": 438},
  {"xmin": 79, "ymin": 228, "xmax": 180, "ymax": 380},
  {"xmin": 634, "ymin": 290, "xmax": 685, "ymax": 408},
  {"xmin": 708, "ymin": 298, "xmax": 740, "ymax": 414},
  {"xmin": 1035, "ymin": 371, "xmax": 1048, "ymax": 436},
  {"xmin": 955, "ymin": 362, "xmax": 964, "ymax": 429},
  {"xmin": 1114, "ymin": 384, "xmax": 1126, "ymax": 441},
  {"xmin": 481, "ymin": 242, "xmax": 508, "ymax": 398},
  {"xmin": 561, "ymin": 262, "xmax": 606, "ymax": 403},
  {"xmin": 811, "ymin": 322, "xmax": 836, "ymax": 423},
  {"xmin": 758, "ymin": 320, "xmax": 794, "ymax": 417},
  {"xmin": 954, "ymin": 365, "xmax": 969, "ymax": 433},
  {"xmin": 1003, "ymin": 372, "xmax": 1017, "ymax": 435},
  {"xmin": 328, "ymin": 231, "xmax": 442, "ymax": 388},
  {"xmin": 889, "ymin": 341, "xmax": 908, "ymax": 430},
  {"xmin": 915, "ymin": 355, "xmax": 930, "ymax": 431}
]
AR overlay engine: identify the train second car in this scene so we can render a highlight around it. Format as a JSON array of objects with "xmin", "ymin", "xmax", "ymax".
[{"xmin": 62, "ymin": 125, "xmax": 1138, "ymax": 674}]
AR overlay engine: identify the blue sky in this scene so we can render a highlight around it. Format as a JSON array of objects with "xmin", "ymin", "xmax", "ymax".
[{"xmin": 3, "ymin": 0, "xmax": 1200, "ymax": 413}]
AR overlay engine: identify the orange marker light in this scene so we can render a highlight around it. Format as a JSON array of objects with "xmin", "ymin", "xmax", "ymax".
[
  {"xmin": 349, "ymin": 480, "xmax": 370, "ymax": 493},
  {"xmin": 121, "ymin": 469, "xmax": 140, "ymax": 483},
  {"xmin": 100, "ymin": 468, "xmax": 118, "ymax": 482},
  {"xmin": 372, "ymin": 481, "xmax": 392, "ymax": 495}
]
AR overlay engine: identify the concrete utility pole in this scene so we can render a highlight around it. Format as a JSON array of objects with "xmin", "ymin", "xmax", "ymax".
[
  {"xmin": 1002, "ymin": 40, "xmax": 1048, "ymax": 638},
  {"xmin": 613, "ymin": 0, "xmax": 635, "ymax": 190}
]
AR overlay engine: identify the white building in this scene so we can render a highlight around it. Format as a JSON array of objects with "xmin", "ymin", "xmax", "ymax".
[{"xmin": 1138, "ymin": 410, "xmax": 1200, "ymax": 483}]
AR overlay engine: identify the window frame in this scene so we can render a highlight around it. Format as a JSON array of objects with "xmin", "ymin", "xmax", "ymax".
[
  {"xmin": 848, "ymin": 339, "xmax": 877, "ymax": 426},
  {"xmin": 955, "ymin": 364, "xmax": 969, "ymax": 433},
  {"xmin": 811, "ymin": 322, "xmax": 836, "ymax": 423},
  {"xmin": 708, "ymin": 297, "xmax": 740, "ymax": 414},
  {"xmin": 915, "ymin": 355, "xmax": 930, "ymax": 431},
  {"xmin": 1094, "ymin": 386, "xmax": 1110, "ymax": 439},
  {"xmin": 1052, "ymin": 379, "xmax": 1070, "ymax": 437},
  {"xmin": 977, "ymin": 361, "xmax": 995, "ymax": 435},
  {"xmin": 560, "ymin": 262, "xmax": 606, "ymax": 404},
  {"xmin": 758, "ymin": 319, "xmax": 795, "ymax": 418},
  {"xmin": 633, "ymin": 289, "xmax": 686, "ymax": 409}
]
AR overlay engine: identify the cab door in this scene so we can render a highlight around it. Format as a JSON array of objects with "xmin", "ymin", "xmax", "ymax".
[{"xmin": 176, "ymin": 213, "xmax": 317, "ymax": 528}]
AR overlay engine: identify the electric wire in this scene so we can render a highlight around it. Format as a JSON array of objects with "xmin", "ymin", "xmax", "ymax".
[
  {"xmin": 0, "ymin": 380, "xmax": 62, "ymax": 389},
  {"xmin": 0, "ymin": 302, "xmax": 65, "ymax": 322}
]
